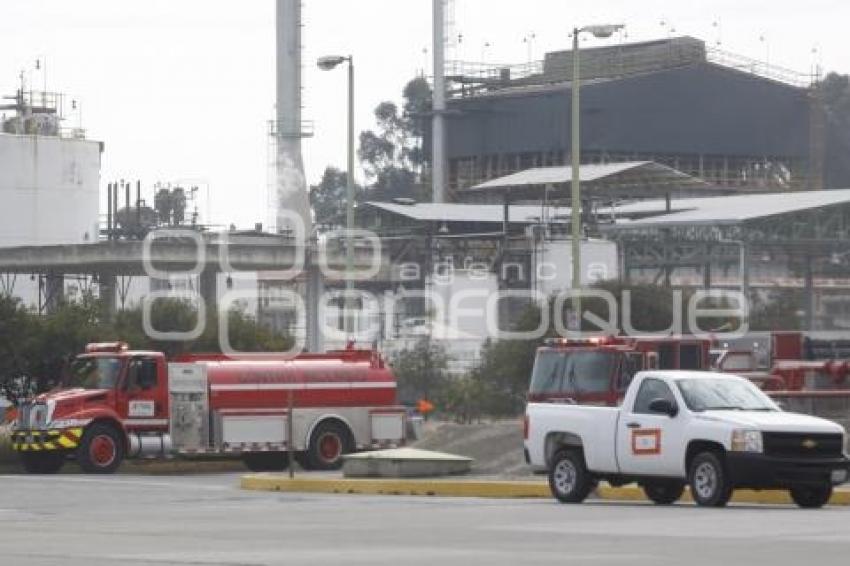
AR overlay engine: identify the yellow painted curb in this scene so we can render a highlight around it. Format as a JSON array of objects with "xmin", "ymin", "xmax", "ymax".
[
  {"xmin": 241, "ymin": 476, "xmax": 550, "ymax": 498},
  {"xmin": 241, "ymin": 475, "xmax": 850, "ymax": 505}
]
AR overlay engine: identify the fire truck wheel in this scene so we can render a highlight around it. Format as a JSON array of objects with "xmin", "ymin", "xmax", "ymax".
[
  {"xmin": 642, "ymin": 481, "xmax": 686, "ymax": 505},
  {"xmin": 242, "ymin": 452, "xmax": 290, "ymax": 472},
  {"xmin": 20, "ymin": 452, "xmax": 65, "ymax": 474},
  {"xmin": 77, "ymin": 423, "xmax": 124, "ymax": 474},
  {"xmin": 790, "ymin": 484, "xmax": 833, "ymax": 508},
  {"xmin": 306, "ymin": 421, "xmax": 353, "ymax": 471}
]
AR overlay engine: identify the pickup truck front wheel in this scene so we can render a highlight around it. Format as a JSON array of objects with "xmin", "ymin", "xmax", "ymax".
[
  {"xmin": 549, "ymin": 449, "xmax": 593, "ymax": 503},
  {"xmin": 790, "ymin": 485, "xmax": 832, "ymax": 508},
  {"xmin": 688, "ymin": 452, "xmax": 733, "ymax": 507}
]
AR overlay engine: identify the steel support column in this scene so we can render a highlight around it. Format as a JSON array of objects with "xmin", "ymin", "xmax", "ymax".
[
  {"xmin": 41, "ymin": 273, "xmax": 64, "ymax": 315},
  {"xmin": 198, "ymin": 268, "xmax": 218, "ymax": 316},
  {"xmin": 98, "ymin": 273, "xmax": 118, "ymax": 321},
  {"xmin": 804, "ymin": 255, "xmax": 815, "ymax": 330},
  {"xmin": 304, "ymin": 255, "xmax": 324, "ymax": 353}
]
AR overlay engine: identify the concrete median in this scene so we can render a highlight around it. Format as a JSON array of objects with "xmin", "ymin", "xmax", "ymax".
[{"xmin": 241, "ymin": 474, "xmax": 850, "ymax": 505}]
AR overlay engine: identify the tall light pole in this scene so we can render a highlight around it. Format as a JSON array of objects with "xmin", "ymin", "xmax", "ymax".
[
  {"xmin": 318, "ymin": 54, "xmax": 356, "ymax": 335},
  {"xmin": 570, "ymin": 24, "xmax": 623, "ymax": 331}
]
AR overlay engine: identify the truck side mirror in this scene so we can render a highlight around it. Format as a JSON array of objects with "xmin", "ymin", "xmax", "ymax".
[{"xmin": 648, "ymin": 398, "xmax": 678, "ymax": 417}]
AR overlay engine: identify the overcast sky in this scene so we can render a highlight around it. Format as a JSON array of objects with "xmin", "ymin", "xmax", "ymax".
[{"xmin": 1, "ymin": 0, "xmax": 846, "ymax": 229}]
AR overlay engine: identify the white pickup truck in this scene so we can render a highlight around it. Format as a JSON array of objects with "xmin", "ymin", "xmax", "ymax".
[{"xmin": 525, "ymin": 370, "xmax": 850, "ymax": 508}]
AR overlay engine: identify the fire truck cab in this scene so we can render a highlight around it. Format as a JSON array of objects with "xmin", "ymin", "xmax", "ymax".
[
  {"xmin": 528, "ymin": 336, "xmax": 711, "ymax": 406},
  {"xmin": 11, "ymin": 342, "xmax": 406, "ymax": 474}
]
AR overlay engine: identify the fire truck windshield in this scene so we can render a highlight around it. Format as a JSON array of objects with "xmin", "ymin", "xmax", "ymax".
[
  {"xmin": 66, "ymin": 357, "xmax": 123, "ymax": 390},
  {"xmin": 530, "ymin": 350, "xmax": 618, "ymax": 395}
]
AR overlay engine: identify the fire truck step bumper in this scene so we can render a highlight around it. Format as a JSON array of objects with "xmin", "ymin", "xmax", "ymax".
[{"xmin": 11, "ymin": 428, "xmax": 84, "ymax": 452}]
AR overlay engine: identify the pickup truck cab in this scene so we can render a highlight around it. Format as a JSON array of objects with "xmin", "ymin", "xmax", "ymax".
[{"xmin": 525, "ymin": 370, "xmax": 850, "ymax": 508}]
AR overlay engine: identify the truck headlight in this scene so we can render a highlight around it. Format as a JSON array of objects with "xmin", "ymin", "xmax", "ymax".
[{"xmin": 731, "ymin": 429, "xmax": 763, "ymax": 453}]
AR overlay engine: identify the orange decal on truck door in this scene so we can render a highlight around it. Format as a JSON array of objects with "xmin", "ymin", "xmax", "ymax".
[{"xmin": 631, "ymin": 428, "xmax": 662, "ymax": 455}]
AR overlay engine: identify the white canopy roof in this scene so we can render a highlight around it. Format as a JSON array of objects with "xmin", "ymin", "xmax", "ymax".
[
  {"xmin": 467, "ymin": 161, "xmax": 716, "ymax": 199},
  {"xmin": 611, "ymin": 189, "xmax": 850, "ymax": 227}
]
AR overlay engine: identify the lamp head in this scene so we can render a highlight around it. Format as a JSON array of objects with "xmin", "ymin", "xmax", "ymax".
[
  {"xmin": 317, "ymin": 55, "xmax": 348, "ymax": 71},
  {"xmin": 582, "ymin": 24, "xmax": 625, "ymax": 39}
]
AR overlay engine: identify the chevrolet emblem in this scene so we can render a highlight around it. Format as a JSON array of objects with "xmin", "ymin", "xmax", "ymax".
[{"xmin": 802, "ymin": 439, "xmax": 818, "ymax": 449}]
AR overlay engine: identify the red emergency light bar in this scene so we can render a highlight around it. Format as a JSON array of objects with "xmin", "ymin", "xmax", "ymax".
[
  {"xmin": 544, "ymin": 336, "xmax": 622, "ymax": 347},
  {"xmin": 85, "ymin": 342, "xmax": 129, "ymax": 353}
]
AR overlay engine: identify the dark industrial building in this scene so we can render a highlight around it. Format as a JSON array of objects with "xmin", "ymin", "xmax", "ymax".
[{"xmin": 442, "ymin": 36, "xmax": 848, "ymax": 199}]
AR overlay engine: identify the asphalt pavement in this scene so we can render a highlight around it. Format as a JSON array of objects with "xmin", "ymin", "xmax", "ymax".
[{"xmin": 1, "ymin": 473, "xmax": 849, "ymax": 565}]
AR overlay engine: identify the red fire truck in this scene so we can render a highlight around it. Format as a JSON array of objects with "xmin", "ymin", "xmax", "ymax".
[
  {"xmin": 11, "ymin": 342, "xmax": 406, "ymax": 474},
  {"xmin": 712, "ymin": 331, "xmax": 850, "ymax": 392},
  {"xmin": 528, "ymin": 335, "xmax": 712, "ymax": 406}
]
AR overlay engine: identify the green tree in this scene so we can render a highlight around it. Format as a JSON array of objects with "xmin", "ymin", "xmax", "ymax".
[
  {"xmin": 308, "ymin": 166, "xmax": 363, "ymax": 229},
  {"xmin": 468, "ymin": 306, "xmax": 544, "ymax": 416},
  {"xmin": 819, "ymin": 73, "xmax": 850, "ymax": 118},
  {"xmin": 111, "ymin": 298, "xmax": 293, "ymax": 357},
  {"xmin": 357, "ymin": 76, "xmax": 432, "ymax": 201},
  {"xmin": 439, "ymin": 376, "xmax": 488, "ymax": 424},
  {"xmin": 0, "ymin": 296, "xmax": 39, "ymax": 403},
  {"xmin": 390, "ymin": 337, "xmax": 449, "ymax": 405},
  {"xmin": 27, "ymin": 293, "xmax": 106, "ymax": 392}
]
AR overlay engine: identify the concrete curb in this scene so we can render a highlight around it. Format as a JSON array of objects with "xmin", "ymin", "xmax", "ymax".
[
  {"xmin": 241, "ymin": 475, "xmax": 850, "ymax": 505},
  {"xmin": 242, "ymin": 476, "xmax": 550, "ymax": 498}
]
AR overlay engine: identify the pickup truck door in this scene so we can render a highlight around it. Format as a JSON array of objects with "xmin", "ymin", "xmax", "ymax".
[{"xmin": 615, "ymin": 377, "xmax": 687, "ymax": 477}]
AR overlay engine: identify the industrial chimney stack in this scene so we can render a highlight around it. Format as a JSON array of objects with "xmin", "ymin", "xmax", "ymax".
[
  {"xmin": 273, "ymin": 0, "xmax": 312, "ymax": 236},
  {"xmin": 432, "ymin": 0, "xmax": 447, "ymax": 203}
]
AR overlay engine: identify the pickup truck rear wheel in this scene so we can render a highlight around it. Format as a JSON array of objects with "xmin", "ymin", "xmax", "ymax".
[
  {"xmin": 642, "ymin": 481, "xmax": 685, "ymax": 505},
  {"xmin": 790, "ymin": 485, "xmax": 833, "ymax": 508},
  {"xmin": 688, "ymin": 452, "xmax": 733, "ymax": 507},
  {"xmin": 548, "ymin": 449, "xmax": 593, "ymax": 503}
]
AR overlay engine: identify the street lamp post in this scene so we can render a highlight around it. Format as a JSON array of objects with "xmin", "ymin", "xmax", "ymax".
[
  {"xmin": 318, "ymin": 54, "xmax": 356, "ymax": 335},
  {"xmin": 570, "ymin": 24, "xmax": 623, "ymax": 331}
]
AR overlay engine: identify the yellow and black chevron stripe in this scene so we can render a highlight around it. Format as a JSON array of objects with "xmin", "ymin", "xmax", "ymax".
[{"xmin": 11, "ymin": 428, "xmax": 83, "ymax": 452}]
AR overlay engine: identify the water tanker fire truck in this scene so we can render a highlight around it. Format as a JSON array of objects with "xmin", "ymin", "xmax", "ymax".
[{"xmin": 11, "ymin": 342, "xmax": 406, "ymax": 474}]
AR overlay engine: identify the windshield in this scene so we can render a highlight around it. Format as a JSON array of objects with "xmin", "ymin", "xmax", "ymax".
[
  {"xmin": 66, "ymin": 357, "xmax": 123, "ymax": 390},
  {"xmin": 529, "ymin": 350, "xmax": 617, "ymax": 396},
  {"xmin": 676, "ymin": 378, "xmax": 777, "ymax": 412}
]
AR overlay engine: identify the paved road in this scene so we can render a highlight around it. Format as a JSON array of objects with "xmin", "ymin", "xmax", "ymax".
[{"xmin": 1, "ymin": 473, "xmax": 848, "ymax": 565}]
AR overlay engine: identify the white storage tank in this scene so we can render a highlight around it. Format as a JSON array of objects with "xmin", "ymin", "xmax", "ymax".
[
  {"xmin": 0, "ymin": 132, "xmax": 101, "ymax": 247},
  {"xmin": 0, "ymin": 87, "xmax": 102, "ymax": 307},
  {"xmin": 0, "ymin": 88, "xmax": 101, "ymax": 247}
]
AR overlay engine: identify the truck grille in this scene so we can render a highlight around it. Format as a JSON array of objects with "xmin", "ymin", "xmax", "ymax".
[
  {"xmin": 16, "ymin": 403, "xmax": 48, "ymax": 430},
  {"xmin": 762, "ymin": 432, "xmax": 844, "ymax": 459}
]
